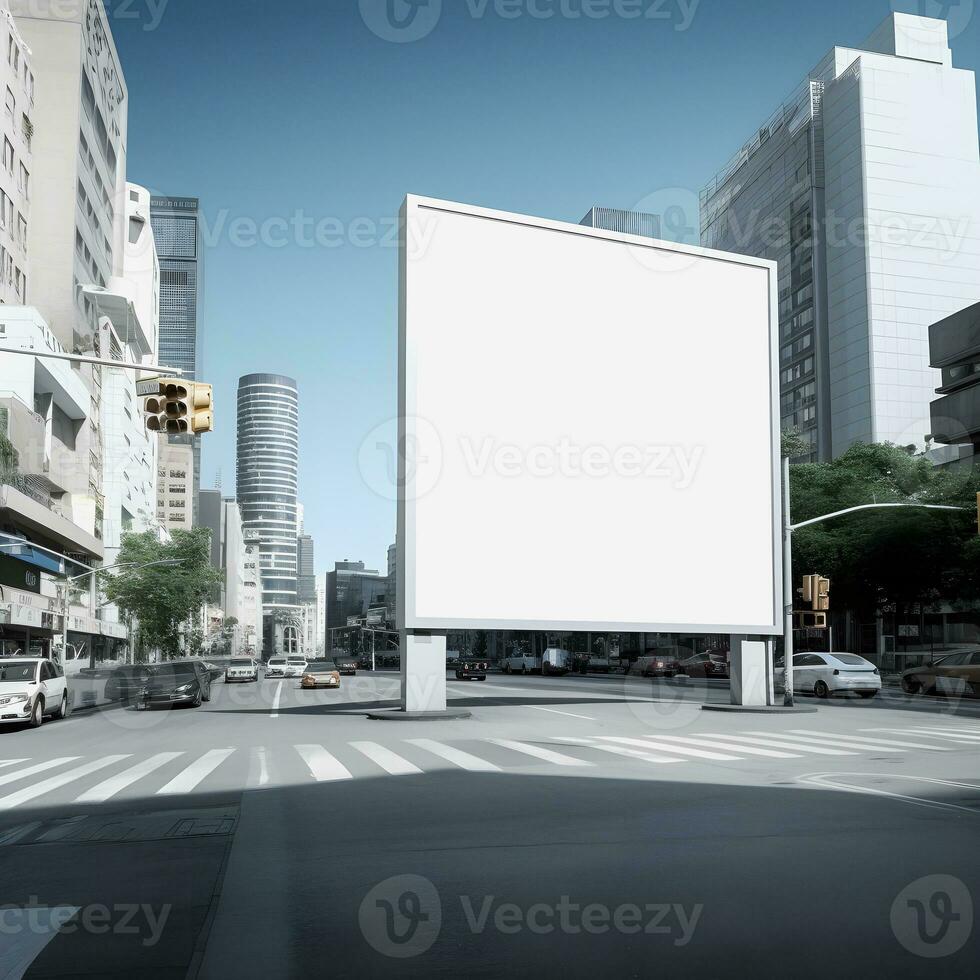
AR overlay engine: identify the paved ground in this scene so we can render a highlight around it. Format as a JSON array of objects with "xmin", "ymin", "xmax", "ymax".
[{"xmin": 0, "ymin": 671, "xmax": 977, "ymax": 978}]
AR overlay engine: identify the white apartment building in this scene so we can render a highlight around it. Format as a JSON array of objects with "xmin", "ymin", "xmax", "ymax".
[
  {"xmin": 241, "ymin": 527, "xmax": 263, "ymax": 657},
  {"xmin": 157, "ymin": 436, "xmax": 193, "ymax": 531},
  {"xmin": 315, "ymin": 579, "xmax": 325, "ymax": 656},
  {"xmin": 701, "ymin": 13, "xmax": 980, "ymax": 459},
  {"xmin": 11, "ymin": 0, "xmax": 129, "ymax": 539},
  {"xmin": 0, "ymin": 1, "xmax": 32, "ymax": 307}
]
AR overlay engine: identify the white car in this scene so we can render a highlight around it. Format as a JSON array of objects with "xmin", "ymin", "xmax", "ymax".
[
  {"xmin": 225, "ymin": 658, "xmax": 258, "ymax": 683},
  {"xmin": 265, "ymin": 657, "xmax": 288, "ymax": 678},
  {"xmin": 284, "ymin": 657, "xmax": 308, "ymax": 678},
  {"xmin": 790, "ymin": 652, "xmax": 881, "ymax": 699},
  {"xmin": 0, "ymin": 658, "xmax": 71, "ymax": 728}
]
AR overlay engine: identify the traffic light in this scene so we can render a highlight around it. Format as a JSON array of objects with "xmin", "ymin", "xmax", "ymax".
[
  {"xmin": 793, "ymin": 611, "xmax": 828, "ymax": 629},
  {"xmin": 802, "ymin": 574, "xmax": 830, "ymax": 612},
  {"xmin": 142, "ymin": 379, "xmax": 213, "ymax": 435}
]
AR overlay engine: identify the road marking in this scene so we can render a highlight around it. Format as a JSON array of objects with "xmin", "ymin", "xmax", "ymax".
[
  {"xmin": 903, "ymin": 728, "xmax": 980, "ymax": 742},
  {"xmin": 247, "ymin": 747, "xmax": 271, "ymax": 788},
  {"xmin": 0, "ymin": 758, "xmax": 79, "ymax": 788},
  {"xmin": 601, "ymin": 735, "xmax": 742, "ymax": 761},
  {"xmin": 648, "ymin": 734, "xmax": 802, "ymax": 759},
  {"xmin": 407, "ymin": 738, "xmax": 501, "ymax": 772},
  {"xmin": 0, "ymin": 760, "xmax": 26, "ymax": 770},
  {"xmin": 553, "ymin": 737, "xmax": 684, "ymax": 765},
  {"xmin": 699, "ymin": 733, "xmax": 857, "ymax": 756},
  {"xmin": 75, "ymin": 752, "xmax": 184, "ymax": 803},
  {"xmin": 0, "ymin": 756, "xmax": 130, "ymax": 810},
  {"xmin": 744, "ymin": 731, "xmax": 905, "ymax": 753},
  {"xmin": 799, "ymin": 772, "xmax": 980, "ymax": 814},
  {"xmin": 350, "ymin": 741, "xmax": 423, "ymax": 775},
  {"xmin": 527, "ymin": 706, "xmax": 596, "ymax": 721},
  {"xmin": 271, "ymin": 682, "xmax": 283, "ymax": 718},
  {"xmin": 157, "ymin": 749, "xmax": 235, "ymax": 796},
  {"xmin": 487, "ymin": 738, "xmax": 594, "ymax": 767},
  {"xmin": 35, "ymin": 815, "xmax": 88, "ymax": 842},
  {"xmin": 789, "ymin": 729, "xmax": 954, "ymax": 752},
  {"xmin": 295, "ymin": 744, "xmax": 353, "ymax": 782},
  {"xmin": 0, "ymin": 821, "xmax": 41, "ymax": 846}
]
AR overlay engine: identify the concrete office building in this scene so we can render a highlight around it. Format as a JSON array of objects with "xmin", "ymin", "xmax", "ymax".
[
  {"xmin": 241, "ymin": 527, "xmax": 262, "ymax": 657},
  {"xmin": 297, "ymin": 532, "xmax": 315, "ymax": 603},
  {"xmin": 314, "ymin": 579, "xmax": 326, "ymax": 655},
  {"xmin": 580, "ymin": 207, "xmax": 660, "ymax": 239},
  {"xmin": 150, "ymin": 195, "xmax": 202, "ymax": 524},
  {"xmin": 928, "ymin": 301, "xmax": 980, "ymax": 463},
  {"xmin": 700, "ymin": 13, "xmax": 980, "ymax": 461},
  {"xmin": 156, "ymin": 436, "xmax": 193, "ymax": 531},
  {"xmin": 12, "ymin": 0, "xmax": 130, "ymax": 538},
  {"xmin": 236, "ymin": 373, "xmax": 300, "ymax": 630},
  {"xmin": 0, "ymin": 2, "xmax": 32, "ymax": 307}
]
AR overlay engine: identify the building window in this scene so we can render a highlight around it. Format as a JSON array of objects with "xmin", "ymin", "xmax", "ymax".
[{"xmin": 2, "ymin": 137, "xmax": 13, "ymax": 174}]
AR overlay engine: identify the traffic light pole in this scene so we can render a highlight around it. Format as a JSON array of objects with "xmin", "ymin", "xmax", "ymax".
[
  {"xmin": 780, "ymin": 456, "xmax": 965, "ymax": 708},
  {"xmin": 0, "ymin": 342, "xmax": 184, "ymax": 375}
]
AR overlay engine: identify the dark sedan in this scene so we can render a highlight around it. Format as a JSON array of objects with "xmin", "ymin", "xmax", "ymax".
[
  {"xmin": 139, "ymin": 661, "xmax": 212, "ymax": 709},
  {"xmin": 455, "ymin": 657, "xmax": 488, "ymax": 681},
  {"xmin": 333, "ymin": 658, "xmax": 358, "ymax": 676},
  {"xmin": 678, "ymin": 653, "xmax": 730, "ymax": 679},
  {"xmin": 104, "ymin": 665, "xmax": 153, "ymax": 703}
]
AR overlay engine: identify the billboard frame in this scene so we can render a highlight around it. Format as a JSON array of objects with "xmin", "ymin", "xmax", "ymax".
[{"xmin": 398, "ymin": 195, "xmax": 782, "ymax": 637}]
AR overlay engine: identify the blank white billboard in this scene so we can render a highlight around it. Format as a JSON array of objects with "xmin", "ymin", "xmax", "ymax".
[{"xmin": 398, "ymin": 196, "xmax": 781, "ymax": 635}]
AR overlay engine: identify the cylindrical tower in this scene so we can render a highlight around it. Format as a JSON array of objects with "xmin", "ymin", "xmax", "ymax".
[{"xmin": 236, "ymin": 374, "xmax": 300, "ymax": 621}]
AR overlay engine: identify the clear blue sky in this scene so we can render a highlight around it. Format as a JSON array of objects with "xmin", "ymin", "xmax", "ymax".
[{"xmin": 112, "ymin": 0, "xmax": 980, "ymax": 577}]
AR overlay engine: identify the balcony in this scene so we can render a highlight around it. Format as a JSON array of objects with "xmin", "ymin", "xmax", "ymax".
[
  {"xmin": 0, "ymin": 483, "xmax": 103, "ymax": 560},
  {"xmin": 81, "ymin": 283, "xmax": 153, "ymax": 357}
]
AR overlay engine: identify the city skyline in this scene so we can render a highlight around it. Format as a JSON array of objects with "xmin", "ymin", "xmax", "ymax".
[{"xmin": 111, "ymin": 0, "xmax": 980, "ymax": 578}]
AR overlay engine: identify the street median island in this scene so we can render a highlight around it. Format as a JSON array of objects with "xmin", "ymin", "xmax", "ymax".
[
  {"xmin": 701, "ymin": 704, "xmax": 819, "ymax": 714},
  {"xmin": 367, "ymin": 709, "xmax": 473, "ymax": 721}
]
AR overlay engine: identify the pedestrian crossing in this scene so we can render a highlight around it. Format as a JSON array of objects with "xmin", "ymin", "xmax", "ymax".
[{"xmin": 0, "ymin": 724, "xmax": 976, "ymax": 814}]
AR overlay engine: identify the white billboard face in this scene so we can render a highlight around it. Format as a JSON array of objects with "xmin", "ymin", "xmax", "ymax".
[{"xmin": 399, "ymin": 196, "xmax": 781, "ymax": 635}]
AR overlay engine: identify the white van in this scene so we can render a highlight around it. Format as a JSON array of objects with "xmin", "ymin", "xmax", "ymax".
[{"xmin": 501, "ymin": 654, "xmax": 541, "ymax": 675}]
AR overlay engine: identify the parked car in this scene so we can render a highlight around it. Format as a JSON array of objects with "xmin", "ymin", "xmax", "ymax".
[
  {"xmin": 201, "ymin": 660, "xmax": 224, "ymax": 681},
  {"xmin": 104, "ymin": 665, "xmax": 154, "ymax": 703},
  {"xmin": 678, "ymin": 653, "xmax": 730, "ymax": 679},
  {"xmin": 787, "ymin": 652, "xmax": 881, "ymax": 699},
  {"xmin": 301, "ymin": 661, "xmax": 341, "ymax": 689},
  {"xmin": 585, "ymin": 656, "xmax": 612, "ymax": 674},
  {"xmin": 0, "ymin": 658, "xmax": 70, "ymax": 728},
  {"xmin": 265, "ymin": 657, "xmax": 288, "ymax": 678},
  {"xmin": 455, "ymin": 655, "xmax": 488, "ymax": 681},
  {"xmin": 333, "ymin": 657, "xmax": 358, "ymax": 676},
  {"xmin": 502, "ymin": 654, "xmax": 540, "ymax": 675},
  {"xmin": 225, "ymin": 658, "xmax": 259, "ymax": 683},
  {"xmin": 633, "ymin": 653, "xmax": 679, "ymax": 678},
  {"xmin": 284, "ymin": 657, "xmax": 308, "ymax": 678},
  {"xmin": 139, "ymin": 661, "xmax": 212, "ymax": 710},
  {"xmin": 901, "ymin": 651, "xmax": 980, "ymax": 697}
]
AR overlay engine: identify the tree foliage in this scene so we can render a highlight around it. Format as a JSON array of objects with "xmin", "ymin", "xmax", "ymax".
[
  {"xmin": 102, "ymin": 528, "xmax": 223, "ymax": 658},
  {"xmin": 790, "ymin": 443, "xmax": 980, "ymax": 618}
]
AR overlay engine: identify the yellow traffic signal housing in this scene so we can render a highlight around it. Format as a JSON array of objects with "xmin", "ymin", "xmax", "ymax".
[
  {"xmin": 814, "ymin": 577, "xmax": 830, "ymax": 612},
  {"xmin": 793, "ymin": 611, "xmax": 827, "ymax": 629},
  {"xmin": 143, "ymin": 379, "xmax": 213, "ymax": 435}
]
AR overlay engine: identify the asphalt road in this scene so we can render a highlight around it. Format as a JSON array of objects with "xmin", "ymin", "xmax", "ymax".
[{"xmin": 0, "ymin": 671, "xmax": 978, "ymax": 978}]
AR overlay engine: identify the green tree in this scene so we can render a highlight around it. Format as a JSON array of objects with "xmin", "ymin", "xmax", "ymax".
[
  {"xmin": 789, "ymin": 443, "xmax": 980, "ymax": 620},
  {"xmin": 102, "ymin": 528, "xmax": 223, "ymax": 659}
]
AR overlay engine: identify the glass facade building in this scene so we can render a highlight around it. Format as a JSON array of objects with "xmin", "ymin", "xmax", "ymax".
[
  {"xmin": 237, "ymin": 374, "xmax": 300, "ymax": 615},
  {"xmin": 150, "ymin": 196, "xmax": 203, "ymax": 521}
]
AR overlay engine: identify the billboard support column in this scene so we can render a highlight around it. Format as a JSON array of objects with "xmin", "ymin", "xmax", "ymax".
[
  {"xmin": 401, "ymin": 631, "xmax": 448, "ymax": 713},
  {"xmin": 729, "ymin": 635, "xmax": 768, "ymax": 706}
]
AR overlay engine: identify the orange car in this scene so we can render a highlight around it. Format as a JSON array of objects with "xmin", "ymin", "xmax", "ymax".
[
  {"xmin": 301, "ymin": 661, "xmax": 341, "ymax": 689},
  {"xmin": 901, "ymin": 651, "xmax": 980, "ymax": 697}
]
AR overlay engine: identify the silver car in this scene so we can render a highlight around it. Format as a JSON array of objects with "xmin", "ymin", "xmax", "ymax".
[
  {"xmin": 283, "ymin": 657, "xmax": 308, "ymax": 678},
  {"xmin": 790, "ymin": 652, "xmax": 881, "ymax": 699},
  {"xmin": 225, "ymin": 658, "xmax": 258, "ymax": 683}
]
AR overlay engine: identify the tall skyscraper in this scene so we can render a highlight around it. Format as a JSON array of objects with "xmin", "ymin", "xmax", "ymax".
[
  {"xmin": 701, "ymin": 13, "xmax": 980, "ymax": 462},
  {"xmin": 236, "ymin": 373, "xmax": 300, "ymax": 630},
  {"xmin": 150, "ymin": 195, "xmax": 202, "ymax": 522},
  {"xmin": 297, "ymin": 532, "xmax": 316, "ymax": 604}
]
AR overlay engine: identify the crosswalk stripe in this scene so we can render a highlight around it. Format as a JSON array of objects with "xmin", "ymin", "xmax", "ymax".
[
  {"xmin": 75, "ymin": 753, "xmax": 184, "ymax": 803},
  {"xmin": 700, "ymin": 733, "xmax": 857, "ymax": 756},
  {"xmin": 646, "ymin": 734, "xmax": 802, "ymax": 759},
  {"xmin": 744, "ymin": 731, "xmax": 903, "ymax": 753},
  {"xmin": 0, "ymin": 760, "xmax": 27, "ymax": 770},
  {"xmin": 553, "ymin": 737, "xmax": 685, "ymax": 764},
  {"xmin": 789, "ymin": 729, "xmax": 954, "ymax": 752},
  {"xmin": 407, "ymin": 738, "xmax": 501, "ymax": 772},
  {"xmin": 157, "ymin": 749, "xmax": 235, "ymax": 796},
  {"xmin": 0, "ymin": 757, "xmax": 79, "ymax": 788},
  {"xmin": 487, "ymin": 739, "xmax": 594, "ymax": 767},
  {"xmin": 0, "ymin": 756, "xmax": 130, "ymax": 810},
  {"xmin": 246, "ymin": 747, "xmax": 272, "ymax": 788},
  {"xmin": 602, "ymin": 736, "xmax": 742, "ymax": 761},
  {"xmin": 350, "ymin": 741, "xmax": 423, "ymax": 776},
  {"xmin": 295, "ymin": 745, "xmax": 353, "ymax": 782},
  {"xmin": 907, "ymin": 728, "xmax": 980, "ymax": 741}
]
